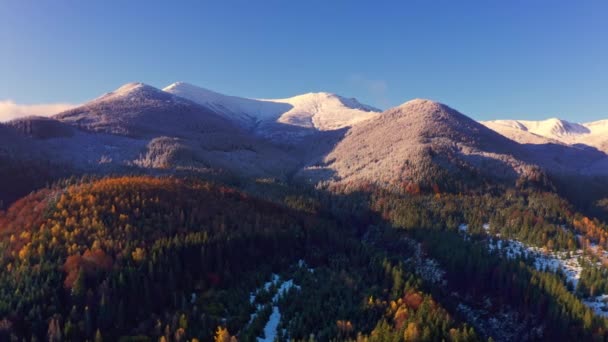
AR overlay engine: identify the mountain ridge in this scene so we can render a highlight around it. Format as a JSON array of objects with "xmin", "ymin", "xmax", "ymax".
[
  {"xmin": 163, "ymin": 81, "xmax": 381, "ymax": 132},
  {"xmin": 1, "ymin": 81, "xmax": 608, "ymax": 204},
  {"xmin": 481, "ymin": 117, "xmax": 608, "ymax": 153}
]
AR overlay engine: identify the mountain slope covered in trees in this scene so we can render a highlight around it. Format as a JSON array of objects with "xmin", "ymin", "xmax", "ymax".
[
  {"xmin": 2, "ymin": 83, "xmax": 608, "ymax": 341},
  {"xmin": 0, "ymin": 176, "xmax": 483, "ymax": 341},
  {"xmin": 2, "ymin": 174, "xmax": 608, "ymax": 340}
]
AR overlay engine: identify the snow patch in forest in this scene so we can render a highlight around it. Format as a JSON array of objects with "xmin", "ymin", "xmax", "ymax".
[
  {"xmin": 488, "ymin": 238, "xmax": 584, "ymax": 287},
  {"xmin": 584, "ymin": 295, "xmax": 608, "ymax": 318},
  {"xmin": 298, "ymin": 259, "xmax": 314, "ymax": 273},
  {"xmin": 486, "ymin": 237, "xmax": 608, "ymax": 317},
  {"xmin": 248, "ymin": 273, "xmax": 301, "ymax": 341},
  {"xmin": 403, "ymin": 238, "xmax": 446, "ymax": 286},
  {"xmin": 258, "ymin": 306, "xmax": 281, "ymax": 342}
]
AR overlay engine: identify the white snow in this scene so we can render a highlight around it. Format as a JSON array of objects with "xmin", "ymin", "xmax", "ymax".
[
  {"xmin": 264, "ymin": 92, "xmax": 380, "ymax": 131},
  {"xmin": 275, "ymin": 279, "xmax": 299, "ymax": 299},
  {"xmin": 459, "ymin": 224, "xmax": 468, "ymax": 233},
  {"xmin": 248, "ymin": 273, "xmax": 301, "ymax": 342},
  {"xmin": 481, "ymin": 118, "xmax": 608, "ymax": 153},
  {"xmin": 163, "ymin": 82, "xmax": 285, "ymax": 127},
  {"xmin": 584, "ymin": 295, "xmax": 608, "ymax": 318},
  {"xmin": 94, "ymin": 82, "xmax": 151, "ymax": 102},
  {"xmin": 264, "ymin": 274, "xmax": 281, "ymax": 291},
  {"xmin": 403, "ymin": 237, "xmax": 446, "ymax": 286},
  {"xmin": 297, "ymin": 259, "xmax": 314, "ymax": 273},
  {"xmin": 487, "ymin": 238, "xmax": 584, "ymax": 287},
  {"xmin": 470, "ymin": 220, "xmax": 608, "ymax": 318},
  {"xmin": 486, "ymin": 235, "xmax": 608, "ymax": 317},
  {"xmin": 482, "ymin": 118, "xmax": 589, "ymax": 141},
  {"xmin": 163, "ymin": 82, "xmax": 381, "ymax": 131},
  {"xmin": 258, "ymin": 306, "xmax": 281, "ymax": 342}
]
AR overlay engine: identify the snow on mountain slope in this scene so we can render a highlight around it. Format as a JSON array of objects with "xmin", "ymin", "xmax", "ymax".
[
  {"xmin": 163, "ymin": 82, "xmax": 291, "ymax": 127},
  {"xmin": 50, "ymin": 82, "xmax": 300, "ymax": 178},
  {"xmin": 481, "ymin": 121, "xmax": 562, "ymax": 145},
  {"xmin": 482, "ymin": 119, "xmax": 588, "ymax": 141},
  {"xmin": 163, "ymin": 82, "xmax": 381, "ymax": 131},
  {"xmin": 296, "ymin": 99, "xmax": 535, "ymax": 186},
  {"xmin": 482, "ymin": 118, "xmax": 608, "ymax": 152},
  {"xmin": 264, "ymin": 92, "xmax": 380, "ymax": 131},
  {"xmin": 55, "ymin": 82, "xmax": 239, "ymax": 138}
]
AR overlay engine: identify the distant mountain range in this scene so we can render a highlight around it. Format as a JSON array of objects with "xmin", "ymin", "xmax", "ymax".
[
  {"xmin": 2, "ymin": 81, "xmax": 608, "ymax": 204},
  {"xmin": 482, "ymin": 118, "xmax": 608, "ymax": 153}
]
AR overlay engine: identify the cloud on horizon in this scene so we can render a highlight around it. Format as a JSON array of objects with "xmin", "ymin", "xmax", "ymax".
[{"xmin": 0, "ymin": 100, "xmax": 77, "ymax": 122}]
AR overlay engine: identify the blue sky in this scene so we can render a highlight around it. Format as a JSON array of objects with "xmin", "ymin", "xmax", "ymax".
[{"xmin": 1, "ymin": 1, "xmax": 606, "ymax": 121}]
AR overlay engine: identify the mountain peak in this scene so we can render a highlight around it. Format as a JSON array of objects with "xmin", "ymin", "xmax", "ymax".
[
  {"xmin": 388, "ymin": 99, "xmax": 465, "ymax": 125},
  {"xmin": 164, "ymin": 81, "xmax": 189, "ymax": 89},
  {"xmin": 163, "ymin": 81, "xmax": 212, "ymax": 93},
  {"xmin": 111, "ymin": 82, "xmax": 158, "ymax": 96},
  {"xmin": 94, "ymin": 82, "xmax": 166, "ymax": 103},
  {"xmin": 162, "ymin": 82, "xmax": 226, "ymax": 100},
  {"xmin": 116, "ymin": 82, "xmax": 147, "ymax": 91},
  {"xmin": 278, "ymin": 92, "xmax": 381, "ymax": 113},
  {"xmin": 397, "ymin": 98, "xmax": 442, "ymax": 109}
]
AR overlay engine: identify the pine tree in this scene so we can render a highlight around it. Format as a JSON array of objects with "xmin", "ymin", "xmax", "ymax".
[
  {"xmin": 47, "ymin": 315, "xmax": 62, "ymax": 342},
  {"xmin": 72, "ymin": 268, "xmax": 86, "ymax": 299},
  {"xmin": 84, "ymin": 306, "xmax": 92, "ymax": 337},
  {"xmin": 178, "ymin": 313, "xmax": 188, "ymax": 330}
]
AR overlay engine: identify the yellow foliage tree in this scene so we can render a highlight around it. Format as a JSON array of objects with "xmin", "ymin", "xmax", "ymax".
[
  {"xmin": 404, "ymin": 322, "xmax": 420, "ymax": 342},
  {"xmin": 132, "ymin": 247, "xmax": 146, "ymax": 263},
  {"xmin": 214, "ymin": 326, "xmax": 237, "ymax": 342}
]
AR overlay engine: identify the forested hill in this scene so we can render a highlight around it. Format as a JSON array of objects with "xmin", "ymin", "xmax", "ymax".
[
  {"xmin": 2, "ymin": 175, "xmax": 608, "ymax": 340},
  {"xmin": 0, "ymin": 176, "xmax": 478, "ymax": 341}
]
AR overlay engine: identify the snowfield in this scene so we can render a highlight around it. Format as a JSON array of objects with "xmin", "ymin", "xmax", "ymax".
[
  {"xmin": 163, "ymin": 82, "xmax": 381, "ymax": 131},
  {"xmin": 482, "ymin": 118, "xmax": 608, "ymax": 154}
]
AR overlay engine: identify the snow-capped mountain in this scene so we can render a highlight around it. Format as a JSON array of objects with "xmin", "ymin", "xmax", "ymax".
[
  {"xmin": 3, "ymin": 81, "xmax": 608, "ymax": 203},
  {"xmin": 163, "ymin": 82, "xmax": 381, "ymax": 131},
  {"xmin": 162, "ymin": 82, "xmax": 288, "ymax": 128},
  {"xmin": 43, "ymin": 82, "xmax": 299, "ymax": 178},
  {"xmin": 55, "ymin": 82, "xmax": 239, "ymax": 138},
  {"xmin": 482, "ymin": 118, "xmax": 608, "ymax": 152}
]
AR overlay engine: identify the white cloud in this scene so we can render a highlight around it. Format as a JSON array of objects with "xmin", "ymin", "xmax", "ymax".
[{"xmin": 0, "ymin": 100, "xmax": 77, "ymax": 122}]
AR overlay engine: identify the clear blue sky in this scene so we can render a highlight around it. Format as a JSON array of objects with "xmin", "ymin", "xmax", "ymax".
[{"xmin": 1, "ymin": 0, "xmax": 607, "ymax": 121}]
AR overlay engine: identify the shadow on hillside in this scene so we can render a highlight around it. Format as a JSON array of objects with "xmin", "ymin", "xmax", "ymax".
[
  {"xmin": 255, "ymin": 121, "xmax": 349, "ymax": 182},
  {"xmin": 521, "ymin": 141, "xmax": 608, "ymax": 172}
]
